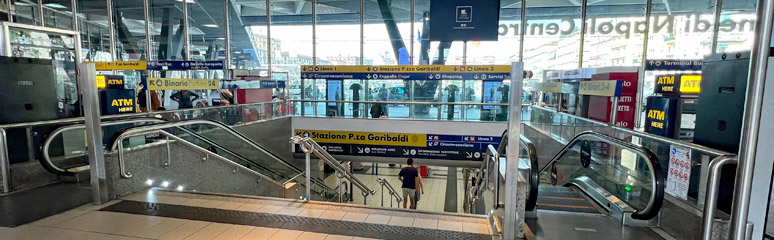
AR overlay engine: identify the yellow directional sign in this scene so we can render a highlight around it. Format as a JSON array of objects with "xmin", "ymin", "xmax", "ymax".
[
  {"xmin": 88, "ymin": 61, "xmax": 147, "ymax": 71},
  {"xmin": 534, "ymin": 82, "xmax": 563, "ymax": 93},
  {"xmin": 679, "ymin": 75, "xmax": 701, "ymax": 94},
  {"xmin": 300, "ymin": 65, "xmax": 510, "ymax": 73},
  {"xmin": 294, "ymin": 129, "xmax": 427, "ymax": 147},
  {"xmin": 147, "ymin": 78, "xmax": 220, "ymax": 90}
]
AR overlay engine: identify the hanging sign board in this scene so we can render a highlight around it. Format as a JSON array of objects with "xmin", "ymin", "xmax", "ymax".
[
  {"xmin": 294, "ymin": 129, "xmax": 501, "ymax": 161},
  {"xmin": 578, "ymin": 80, "xmax": 623, "ymax": 97},
  {"xmin": 89, "ymin": 61, "xmax": 147, "ymax": 71},
  {"xmin": 146, "ymin": 60, "xmax": 226, "ymax": 71},
  {"xmin": 533, "ymin": 82, "xmax": 563, "ymax": 93},
  {"xmin": 300, "ymin": 65, "xmax": 510, "ymax": 80},
  {"xmin": 645, "ymin": 59, "xmax": 702, "ymax": 71},
  {"xmin": 147, "ymin": 78, "xmax": 220, "ymax": 90}
]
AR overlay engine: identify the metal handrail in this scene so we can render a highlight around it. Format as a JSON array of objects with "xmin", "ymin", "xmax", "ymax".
[
  {"xmin": 377, "ymin": 178, "xmax": 403, "ymax": 207},
  {"xmin": 701, "ymin": 155, "xmax": 738, "ymax": 240},
  {"xmin": 528, "ymin": 105, "xmax": 732, "ymax": 157},
  {"xmin": 115, "ymin": 129, "xmax": 284, "ymax": 186},
  {"xmin": 493, "ymin": 129, "xmax": 539, "ymax": 211},
  {"xmin": 111, "ymin": 119, "xmax": 302, "ymax": 174},
  {"xmin": 537, "ymin": 131, "xmax": 664, "ymax": 220},
  {"xmin": 0, "ymin": 128, "xmax": 9, "ymax": 193},
  {"xmin": 41, "ymin": 118, "xmax": 166, "ymax": 175},
  {"xmin": 291, "ymin": 99, "xmax": 510, "ymax": 106},
  {"xmin": 469, "ymin": 144, "xmax": 501, "ymax": 212},
  {"xmin": 291, "ymin": 136, "xmax": 375, "ymax": 197}
]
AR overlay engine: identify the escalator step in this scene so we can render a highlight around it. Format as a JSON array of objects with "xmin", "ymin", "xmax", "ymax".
[{"xmin": 537, "ymin": 186, "xmax": 603, "ymax": 214}]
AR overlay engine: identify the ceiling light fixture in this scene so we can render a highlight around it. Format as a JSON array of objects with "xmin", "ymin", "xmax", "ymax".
[
  {"xmin": 202, "ymin": 24, "xmax": 219, "ymax": 28},
  {"xmin": 161, "ymin": 181, "xmax": 170, "ymax": 188},
  {"xmin": 175, "ymin": 0, "xmax": 195, "ymax": 3}
]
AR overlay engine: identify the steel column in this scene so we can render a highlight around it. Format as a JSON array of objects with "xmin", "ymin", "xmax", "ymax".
[
  {"xmin": 265, "ymin": 0, "xmax": 272, "ymax": 78},
  {"xmin": 578, "ymin": 0, "xmax": 588, "ymax": 68},
  {"xmin": 71, "ymin": 0, "xmax": 80, "ymax": 50},
  {"xmin": 6, "ymin": 0, "xmax": 12, "ymax": 22},
  {"xmin": 36, "ymin": 0, "xmax": 43, "ymax": 26},
  {"xmin": 225, "ymin": 0, "xmax": 231, "ymax": 68},
  {"xmin": 79, "ymin": 63, "xmax": 109, "ymax": 204},
  {"xmin": 410, "ymin": 0, "xmax": 414, "ymax": 65},
  {"xmin": 730, "ymin": 0, "xmax": 774, "ymax": 238},
  {"xmin": 359, "ymin": 0, "xmax": 364, "ymax": 65},
  {"xmin": 503, "ymin": 62, "xmax": 524, "ymax": 240},
  {"xmin": 635, "ymin": 0, "xmax": 653, "ymax": 128},
  {"xmin": 107, "ymin": 0, "xmax": 115, "ymax": 61},
  {"xmin": 182, "ymin": 0, "xmax": 190, "ymax": 61},
  {"xmin": 710, "ymin": 0, "xmax": 723, "ymax": 53},
  {"xmin": 518, "ymin": 0, "xmax": 526, "ymax": 62},
  {"xmin": 312, "ymin": 0, "xmax": 316, "ymax": 65}
]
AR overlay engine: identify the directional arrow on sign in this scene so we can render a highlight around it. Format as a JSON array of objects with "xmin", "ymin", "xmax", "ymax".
[
  {"xmin": 453, "ymin": 67, "xmax": 458, "ymax": 71},
  {"xmin": 474, "ymin": 74, "xmax": 479, "ymax": 79},
  {"xmin": 466, "ymin": 152, "xmax": 473, "ymax": 158},
  {"xmin": 366, "ymin": 74, "xmax": 372, "ymax": 79},
  {"xmin": 429, "ymin": 74, "xmax": 434, "ymax": 79},
  {"xmin": 403, "ymin": 149, "xmax": 410, "ymax": 155},
  {"xmin": 357, "ymin": 147, "xmax": 364, "ymax": 153}
]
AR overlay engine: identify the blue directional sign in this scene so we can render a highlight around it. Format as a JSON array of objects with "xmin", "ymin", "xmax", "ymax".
[
  {"xmin": 147, "ymin": 60, "xmax": 225, "ymax": 71},
  {"xmin": 260, "ymin": 80, "xmax": 286, "ymax": 88},
  {"xmin": 645, "ymin": 59, "xmax": 703, "ymax": 71}
]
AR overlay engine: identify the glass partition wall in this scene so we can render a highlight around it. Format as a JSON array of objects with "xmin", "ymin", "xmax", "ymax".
[{"xmin": 0, "ymin": 0, "xmax": 759, "ymax": 120}]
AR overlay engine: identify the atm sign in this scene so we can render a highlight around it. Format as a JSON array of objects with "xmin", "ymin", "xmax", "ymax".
[{"xmin": 680, "ymin": 75, "xmax": 701, "ymax": 94}]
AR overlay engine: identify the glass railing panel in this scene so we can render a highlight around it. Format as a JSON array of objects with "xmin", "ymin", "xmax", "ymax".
[
  {"xmin": 542, "ymin": 140, "xmax": 655, "ymax": 212},
  {"xmin": 154, "ymin": 123, "xmax": 301, "ymax": 184},
  {"xmin": 526, "ymin": 105, "xmax": 728, "ymax": 210}
]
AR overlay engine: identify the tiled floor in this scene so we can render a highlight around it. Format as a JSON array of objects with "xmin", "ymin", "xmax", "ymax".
[
  {"xmin": 0, "ymin": 189, "xmax": 493, "ymax": 240},
  {"xmin": 336, "ymin": 164, "xmax": 468, "ymax": 213}
]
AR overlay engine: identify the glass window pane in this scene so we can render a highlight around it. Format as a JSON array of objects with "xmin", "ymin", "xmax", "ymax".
[
  {"xmin": 717, "ymin": 0, "xmax": 756, "ymax": 53},
  {"xmin": 582, "ymin": 0, "xmax": 646, "ymax": 68},
  {"xmin": 316, "ymin": 0, "xmax": 360, "ymax": 65},
  {"xmin": 523, "ymin": 0, "xmax": 582, "ymax": 78}
]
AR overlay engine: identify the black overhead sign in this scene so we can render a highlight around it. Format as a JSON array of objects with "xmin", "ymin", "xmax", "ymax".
[{"xmin": 428, "ymin": 0, "xmax": 501, "ymax": 41}]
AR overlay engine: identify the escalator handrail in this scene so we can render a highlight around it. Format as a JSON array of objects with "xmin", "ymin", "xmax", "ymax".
[
  {"xmin": 108, "ymin": 119, "xmax": 338, "ymax": 195},
  {"xmin": 292, "ymin": 136, "xmax": 375, "ymax": 196},
  {"xmin": 491, "ymin": 129, "xmax": 539, "ymax": 211},
  {"xmin": 520, "ymin": 135, "xmax": 539, "ymax": 212},
  {"xmin": 41, "ymin": 118, "xmax": 166, "ymax": 176},
  {"xmin": 538, "ymin": 130, "xmax": 664, "ymax": 220},
  {"xmin": 114, "ymin": 128, "xmax": 284, "ymax": 186},
  {"xmin": 109, "ymin": 119, "xmax": 302, "ymax": 173}
]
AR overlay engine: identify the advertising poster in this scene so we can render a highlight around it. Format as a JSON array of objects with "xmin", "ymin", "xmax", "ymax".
[
  {"xmin": 666, "ymin": 145, "xmax": 692, "ymax": 200},
  {"xmin": 293, "ymin": 129, "xmax": 501, "ymax": 161},
  {"xmin": 326, "ymin": 80, "xmax": 343, "ymax": 106},
  {"xmin": 482, "ymin": 80, "xmax": 502, "ymax": 110}
]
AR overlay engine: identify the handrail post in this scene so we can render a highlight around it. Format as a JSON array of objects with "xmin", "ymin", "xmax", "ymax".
[
  {"xmin": 702, "ymin": 156, "xmax": 737, "ymax": 240},
  {"xmin": 390, "ymin": 193, "xmax": 394, "ymax": 207},
  {"xmin": 305, "ymin": 146, "xmax": 312, "ymax": 201},
  {"xmin": 381, "ymin": 183, "xmax": 384, "ymax": 207},
  {"xmin": 338, "ymin": 175, "xmax": 344, "ymax": 203}
]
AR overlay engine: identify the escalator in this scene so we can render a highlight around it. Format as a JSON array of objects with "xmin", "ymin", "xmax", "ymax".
[{"xmin": 472, "ymin": 130, "xmax": 666, "ymax": 239}]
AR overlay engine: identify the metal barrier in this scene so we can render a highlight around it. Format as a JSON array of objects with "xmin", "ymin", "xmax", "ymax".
[
  {"xmin": 291, "ymin": 99, "xmax": 511, "ymax": 122},
  {"xmin": 291, "ymin": 136, "xmax": 376, "ymax": 204},
  {"xmin": 701, "ymin": 155, "xmax": 738, "ymax": 240},
  {"xmin": 377, "ymin": 178, "xmax": 402, "ymax": 208},
  {"xmin": 0, "ymin": 100, "xmax": 291, "ymax": 193}
]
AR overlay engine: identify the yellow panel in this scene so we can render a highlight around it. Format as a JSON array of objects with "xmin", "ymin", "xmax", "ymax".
[
  {"xmin": 680, "ymin": 75, "xmax": 702, "ymax": 94},
  {"xmin": 88, "ymin": 61, "xmax": 147, "ymax": 71},
  {"xmin": 96, "ymin": 75, "xmax": 106, "ymax": 88}
]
